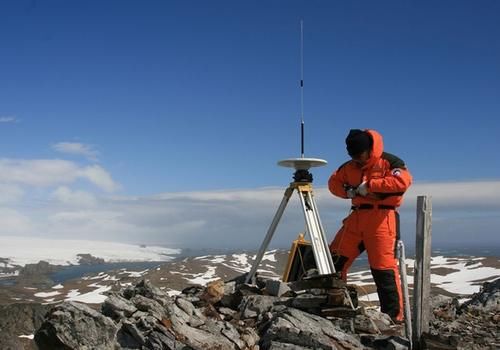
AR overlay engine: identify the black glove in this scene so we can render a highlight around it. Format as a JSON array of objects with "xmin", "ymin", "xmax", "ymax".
[{"xmin": 343, "ymin": 184, "xmax": 357, "ymax": 199}]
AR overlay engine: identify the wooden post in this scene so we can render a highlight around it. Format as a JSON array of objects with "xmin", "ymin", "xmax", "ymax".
[{"xmin": 413, "ymin": 196, "xmax": 432, "ymax": 348}]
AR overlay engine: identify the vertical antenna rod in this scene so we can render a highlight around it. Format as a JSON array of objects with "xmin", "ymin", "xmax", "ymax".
[{"xmin": 300, "ymin": 20, "xmax": 305, "ymax": 158}]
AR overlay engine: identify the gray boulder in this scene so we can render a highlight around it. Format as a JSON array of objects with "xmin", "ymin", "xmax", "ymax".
[
  {"xmin": 0, "ymin": 303, "xmax": 50, "ymax": 350},
  {"xmin": 261, "ymin": 307, "xmax": 363, "ymax": 350},
  {"xmin": 460, "ymin": 278, "xmax": 500, "ymax": 312},
  {"xmin": 124, "ymin": 279, "xmax": 169, "ymax": 305},
  {"xmin": 164, "ymin": 299, "xmax": 237, "ymax": 350},
  {"xmin": 116, "ymin": 320, "xmax": 146, "ymax": 349},
  {"xmin": 131, "ymin": 294, "xmax": 166, "ymax": 320},
  {"xmin": 35, "ymin": 301, "xmax": 118, "ymax": 350},
  {"xmin": 102, "ymin": 293, "xmax": 138, "ymax": 319},
  {"xmin": 239, "ymin": 294, "xmax": 288, "ymax": 319}
]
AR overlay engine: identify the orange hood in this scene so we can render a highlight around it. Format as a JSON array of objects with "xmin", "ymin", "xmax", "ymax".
[{"xmin": 362, "ymin": 129, "xmax": 384, "ymax": 170}]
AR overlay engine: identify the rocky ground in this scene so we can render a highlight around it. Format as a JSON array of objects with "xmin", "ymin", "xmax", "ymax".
[
  {"xmin": 0, "ymin": 252, "xmax": 498, "ymax": 349},
  {"xmin": 32, "ymin": 275, "xmax": 500, "ymax": 350},
  {"xmin": 423, "ymin": 279, "xmax": 500, "ymax": 350},
  {"xmin": 34, "ymin": 276, "xmax": 406, "ymax": 350}
]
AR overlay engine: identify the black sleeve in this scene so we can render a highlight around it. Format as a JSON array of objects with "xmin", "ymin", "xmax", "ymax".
[
  {"xmin": 336, "ymin": 160, "xmax": 351, "ymax": 172},
  {"xmin": 381, "ymin": 152, "xmax": 406, "ymax": 169}
]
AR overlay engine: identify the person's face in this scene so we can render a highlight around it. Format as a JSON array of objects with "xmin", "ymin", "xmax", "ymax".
[{"xmin": 351, "ymin": 150, "xmax": 370, "ymax": 166}]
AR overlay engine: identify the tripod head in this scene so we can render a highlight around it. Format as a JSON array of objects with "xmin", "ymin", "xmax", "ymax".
[
  {"xmin": 293, "ymin": 169, "xmax": 313, "ymax": 182},
  {"xmin": 278, "ymin": 158, "xmax": 327, "ymax": 183}
]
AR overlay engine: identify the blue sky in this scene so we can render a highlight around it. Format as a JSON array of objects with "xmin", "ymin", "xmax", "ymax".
[{"xmin": 1, "ymin": 1, "xmax": 499, "ymax": 251}]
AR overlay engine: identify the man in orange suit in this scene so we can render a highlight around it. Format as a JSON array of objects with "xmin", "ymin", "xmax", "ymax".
[{"xmin": 328, "ymin": 129, "xmax": 412, "ymax": 322}]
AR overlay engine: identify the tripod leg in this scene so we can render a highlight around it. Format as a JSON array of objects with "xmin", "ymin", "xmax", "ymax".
[
  {"xmin": 298, "ymin": 188, "xmax": 335, "ymax": 275},
  {"xmin": 307, "ymin": 191, "xmax": 336, "ymax": 273},
  {"xmin": 245, "ymin": 186, "xmax": 294, "ymax": 284}
]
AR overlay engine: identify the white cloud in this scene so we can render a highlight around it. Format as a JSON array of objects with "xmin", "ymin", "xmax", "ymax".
[
  {"xmin": 312, "ymin": 180, "xmax": 500, "ymax": 211},
  {"xmin": 52, "ymin": 142, "xmax": 99, "ymax": 161},
  {"xmin": 0, "ymin": 184, "xmax": 24, "ymax": 203},
  {"xmin": 0, "ymin": 179, "xmax": 498, "ymax": 249},
  {"xmin": 404, "ymin": 180, "xmax": 500, "ymax": 208},
  {"xmin": 0, "ymin": 116, "xmax": 17, "ymax": 123},
  {"xmin": 0, "ymin": 159, "xmax": 79, "ymax": 186},
  {"xmin": 0, "ymin": 208, "xmax": 33, "ymax": 234},
  {"xmin": 45, "ymin": 209, "xmax": 158, "ymax": 242},
  {"xmin": 78, "ymin": 165, "xmax": 120, "ymax": 192},
  {"xmin": 154, "ymin": 187, "xmax": 285, "ymax": 202},
  {"xmin": 0, "ymin": 159, "xmax": 119, "ymax": 192},
  {"xmin": 51, "ymin": 186, "xmax": 96, "ymax": 207},
  {"xmin": 49, "ymin": 210, "xmax": 123, "ymax": 225}
]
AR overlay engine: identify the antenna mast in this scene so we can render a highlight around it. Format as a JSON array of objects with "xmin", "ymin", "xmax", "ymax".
[{"xmin": 300, "ymin": 20, "xmax": 305, "ymax": 158}]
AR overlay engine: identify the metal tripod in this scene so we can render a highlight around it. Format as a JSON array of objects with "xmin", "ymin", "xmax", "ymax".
[{"xmin": 245, "ymin": 159, "xmax": 335, "ymax": 284}]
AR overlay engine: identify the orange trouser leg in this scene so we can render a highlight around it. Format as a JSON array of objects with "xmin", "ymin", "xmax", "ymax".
[
  {"xmin": 363, "ymin": 210, "xmax": 404, "ymax": 321},
  {"xmin": 329, "ymin": 214, "xmax": 364, "ymax": 281},
  {"xmin": 330, "ymin": 210, "xmax": 403, "ymax": 320}
]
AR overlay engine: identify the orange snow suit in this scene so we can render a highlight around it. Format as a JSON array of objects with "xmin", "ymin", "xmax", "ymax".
[{"xmin": 328, "ymin": 129, "xmax": 412, "ymax": 321}]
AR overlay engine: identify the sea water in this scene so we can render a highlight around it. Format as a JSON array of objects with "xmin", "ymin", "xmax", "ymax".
[{"xmin": 50, "ymin": 261, "xmax": 165, "ymax": 284}]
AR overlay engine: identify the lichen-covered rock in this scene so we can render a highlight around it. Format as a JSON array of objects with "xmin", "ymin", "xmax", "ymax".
[
  {"xmin": 201, "ymin": 279, "xmax": 225, "ymax": 304},
  {"xmin": 131, "ymin": 294, "xmax": 166, "ymax": 320},
  {"xmin": 116, "ymin": 320, "xmax": 146, "ymax": 348},
  {"xmin": 260, "ymin": 307, "xmax": 363, "ymax": 350},
  {"xmin": 460, "ymin": 278, "xmax": 500, "ymax": 312},
  {"xmin": 102, "ymin": 293, "xmax": 138, "ymax": 319},
  {"xmin": 239, "ymin": 294, "xmax": 288, "ymax": 319},
  {"xmin": 0, "ymin": 303, "xmax": 50, "ymax": 350},
  {"xmin": 132, "ymin": 279, "xmax": 170, "ymax": 305},
  {"xmin": 426, "ymin": 278, "xmax": 500, "ymax": 350},
  {"xmin": 34, "ymin": 301, "xmax": 118, "ymax": 350}
]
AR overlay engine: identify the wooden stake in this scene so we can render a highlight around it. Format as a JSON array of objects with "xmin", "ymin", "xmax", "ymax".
[{"xmin": 413, "ymin": 196, "xmax": 432, "ymax": 348}]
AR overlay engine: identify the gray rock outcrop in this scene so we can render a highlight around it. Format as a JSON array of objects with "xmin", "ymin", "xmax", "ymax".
[
  {"xmin": 0, "ymin": 303, "xmax": 50, "ymax": 350},
  {"xmin": 459, "ymin": 278, "xmax": 500, "ymax": 312},
  {"xmin": 29, "ymin": 276, "xmax": 500, "ymax": 350},
  {"xmin": 77, "ymin": 253, "xmax": 106, "ymax": 265},
  {"xmin": 35, "ymin": 301, "xmax": 118, "ymax": 350},
  {"xmin": 19, "ymin": 261, "xmax": 60, "ymax": 277},
  {"xmin": 424, "ymin": 278, "xmax": 500, "ymax": 349},
  {"xmin": 35, "ymin": 276, "xmax": 409, "ymax": 350},
  {"xmin": 17, "ymin": 261, "xmax": 61, "ymax": 288}
]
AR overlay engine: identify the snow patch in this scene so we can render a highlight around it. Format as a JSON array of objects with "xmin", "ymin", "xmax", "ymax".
[
  {"xmin": 351, "ymin": 256, "xmax": 499, "ymax": 297},
  {"xmin": 119, "ymin": 269, "xmax": 149, "ymax": 278},
  {"xmin": 0, "ymin": 271, "xmax": 19, "ymax": 278},
  {"xmin": 18, "ymin": 334, "xmax": 34, "ymax": 340},
  {"xmin": 359, "ymin": 292, "xmax": 379, "ymax": 302},
  {"xmin": 263, "ymin": 250, "xmax": 277, "ymax": 262},
  {"xmin": 34, "ymin": 291, "xmax": 61, "ymax": 298},
  {"xmin": 65, "ymin": 284, "xmax": 111, "ymax": 304},
  {"xmin": 171, "ymin": 265, "xmax": 220, "ymax": 285},
  {"xmin": 231, "ymin": 253, "xmax": 250, "ymax": 267},
  {"xmin": 66, "ymin": 289, "xmax": 80, "ymax": 298},
  {"xmin": 167, "ymin": 289, "xmax": 182, "ymax": 297},
  {"xmin": 430, "ymin": 258, "xmax": 498, "ymax": 295}
]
